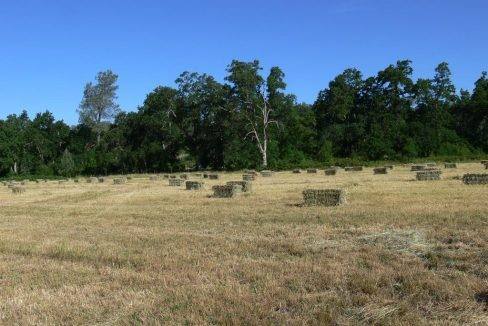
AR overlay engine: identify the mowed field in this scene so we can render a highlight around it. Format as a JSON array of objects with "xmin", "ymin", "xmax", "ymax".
[{"xmin": 0, "ymin": 164, "xmax": 487, "ymax": 325}]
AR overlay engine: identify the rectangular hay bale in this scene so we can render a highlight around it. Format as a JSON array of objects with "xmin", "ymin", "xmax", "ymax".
[
  {"xmin": 226, "ymin": 180, "xmax": 252, "ymax": 192},
  {"xmin": 344, "ymin": 166, "xmax": 363, "ymax": 172},
  {"xmin": 260, "ymin": 170, "xmax": 273, "ymax": 177},
  {"xmin": 373, "ymin": 167, "xmax": 388, "ymax": 175},
  {"xmin": 324, "ymin": 168, "xmax": 337, "ymax": 176},
  {"xmin": 462, "ymin": 173, "xmax": 488, "ymax": 185},
  {"xmin": 444, "ymin": 163, "xmax": 457, "ymax": 169},
  {"xmin": 212, "ymin": 185, "xmax": 240, "ymax": 198},
  {"xmin": 242, "ymin": 174, "xmax": 255, "ymax": 181},
  {"xmin": 307, "ymin": 169, "xmax": 317, "ymax": 173},
  {"xmin": 186, "ymin": 181, "xmax": 204, "ymax": 190},
  {"xmin": 302, "ymin": 189, "xmax": 345, "ymax": 206},
  {"xmin": 169, "ymin": 178, "xmax": 183, "ymax": 186},
  {"xmin": 416, "ymin": 170, "xmax": 442, "ymax": 181}
]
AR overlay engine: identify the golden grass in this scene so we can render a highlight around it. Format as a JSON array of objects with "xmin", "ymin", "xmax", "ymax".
[{"xmin": 0, "ymin": 164, "xmax": 487, "ymax": 324}]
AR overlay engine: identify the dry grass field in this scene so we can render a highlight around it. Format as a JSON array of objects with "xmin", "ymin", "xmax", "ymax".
[{"xmin": 0, "ymin": 164, "xmax": 487, "ymax": 325}]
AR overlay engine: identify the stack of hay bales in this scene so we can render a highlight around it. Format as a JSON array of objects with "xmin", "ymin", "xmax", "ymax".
[
  {"xmin": 186, "ymin": 180, "xmax": 204, "ymax": 190},
  {"xmin": 293, "ymin": 169, "xmax": 301, "ymax": 174},
  {"xmin": 411, "ymin": 165, "xmax": 426, "ymax": 171},
  {"xmin": 416, "ymin": 170, "xmax": 442, "ymax": 181},
  {"xmin": 444, "ymin": 163, "xmax": 457, "ymax": 169},
  {"xmin": 149, "ymin": 175, "xmax": 159, "ymax": 181},
  {"xmin": 324, "ymin": 168, "xmax": 337, "ymax": 176},
  {"xmin": 226, "ymin": 180, "xmax": 252, "ymax": 192},
  {"xmin": 180, "ymin": 174, "xmax": 188, "ymax": 180},
  {"xmin": 307, "ymin": 168, "xmax": 317, "ymax": 174},
  {"xmin": 212, "ymin": 185, "xmax": 241, "ymax": 198},
  {"xmin": 11, "ymin": 185, "xmax": 26, "ymax": 194},
  {"xmin": 169, "ymin": 178, "xmax": 183, "ymax": 186},
  {"xmin": 344, "ymin": 166, "xmax": 363, "ymax": 172},
  {"xmin": 242, "ymin": 174, "xmax": 255, "ymax": 181},
  {"xmin": 373, "ymin": 167, "xmax": 388, "ymax": 174},
  {"xmin": 260, "ymin": 170, "xmax": 273, "ymax": 177},
  {"xmin": 113, "ymin": 177, "xmax": 126, "ymax": 185},
  {"xmin": 97, "ymin": 177, "xmax": 105, "ymax": 183},
  {"xmin": 302, "ymin": 189, "xmax": 345, "ymax": 206},
  {"xmin": 462, "ymin": 173, "xmax": 488, "ymax": 185},
  {"xmin": 208, "ymin": 174, "xmax": 220, "ymax": 180}
]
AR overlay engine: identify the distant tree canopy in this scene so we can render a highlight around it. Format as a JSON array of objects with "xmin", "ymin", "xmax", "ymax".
[{"xmin": 0, "ymin": 60, "xmax": 486, "ymax": 177}]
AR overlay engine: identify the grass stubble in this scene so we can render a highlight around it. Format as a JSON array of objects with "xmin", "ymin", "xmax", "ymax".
[{"xmin": 0, "ymin": 164, "xmax": 487, "ymax": 325}]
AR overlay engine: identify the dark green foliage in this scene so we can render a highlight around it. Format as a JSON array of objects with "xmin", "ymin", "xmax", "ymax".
[{"xmin": 0, "ymin": 61, "xmax": 486, "ymax": 177}]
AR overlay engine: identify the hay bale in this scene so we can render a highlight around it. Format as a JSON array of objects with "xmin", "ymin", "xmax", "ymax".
[
  {"xmin": 180, "ymin": 174, "xmax": 188, "ymax": 180},
  {"xmin": 416, "ymin": 170, "xmax": 442, "ymax": 181},
  {"xmin": 212, "ymin": 185, "xmax": 240, "ymax": 198},
  {"xmin": 126, "ymin": 176, "xmax": 132, "ymax": 180},
  {"xmin": 444, "ymin": 163, "xmax": 457, "ymax": 169},
  {"xmin": 307, "ymin": 168, "xmax": 318, "ymax": 173},
  {"xmin": 293, "ymin": 169, "xmax": 301, "ymax": 174},
  {"xmin": 194, "ymin": 173, "xmax": 202, "ymax": 178},
  {"xmin": 208, "ymin": 174, "xmax": 220, "ymax": 180},
  {"xmin": 462, "ymin": 173, "xmax": 488, "ymax": 185},
  {"xmin": 344, "ymin": 166, "xmax": 363, "ymax": 172},
  {"xmin": 260, "ymin": 170, "xmax": 273, "ymax": 177},
  {"xmin": 242, "ymin": 174, "xmax": 255, "ymax": 181},
  {"xmin": 113, "ymin": 177, "xmax": 126, "ymax": 185},
  {"xmin": 384, "ymin": 165, "xmax": 394, "ymax": 170},
  {"xmin": 149, "ymin": 175, "xmax": 159, "ymax": 181},
  {"xmin": 73, "ymin": 178, "xmax": 79, "ymax": 183},
  {"xmin": 426, "ymin": 162, "xmax": 437, "ymax": 167},
  {"xmin": 227, "ymin": 180, "xmax": 252, "ymax": 192},
  {"xmin": 411, "ymin": 165, "xmax": 426, "ymax": 171},
  {"xmin": 481, "ymin": 160, "xmax": 488, "ymax": 165},
  {"xmin": 97, "ymin": 177, "xmax": 105, "ymax": 183},
  {"xmin": 203, "ymin": 173, "xmax": 209, "ymax": 179},
  {"xmin": 324, "ymin": 168, "xmax": 337, "ymax": 176},
  {"xmin": 169, "ymin": 178, "xmax": 183, "ymax": 186},
  {"xmin": 302, "ymin": 189, "xmax": 345, "ymax": 206},
  {"xmin": 11, "ymin": 186, "xmax": 26, "ymax": 194},
  {"xmin": 373, "ymin": 167, "xmax": 388, "ymax": 175},
  {"xmin": 186, "ymin": 180, "xmax": 204, "ymax": 190}
]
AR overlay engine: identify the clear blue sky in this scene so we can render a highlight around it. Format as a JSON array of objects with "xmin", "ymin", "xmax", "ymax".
[{"xmin": 0, "ymin": 0, "xmax": 486, "ymax": 125}]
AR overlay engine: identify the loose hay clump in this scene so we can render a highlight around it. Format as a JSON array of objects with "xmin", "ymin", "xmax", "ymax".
[
  {"xmin": 462, "ymin": 173, "xmax": 488, "ymax": 185},
  {"xmin": 306, "ymin": 168, "xmax": 317, "ymax": 173},
  {"xmin": 11, "ymin": 186, "xmax": 26, "ymax": 194},
  {"xmin": 302, "ymin": 189, "xmax": 345, "ymax": 206},
  {"xmin": 212, "ymin": 185, "xmax": 240, "ymax": 198},
  {"xmin": 444, "ymin": 163, "xmax": 457, "ymax": 169},
  {"xmin": 169, "ymin": 178, "xmax": 184, "ymax": 186},
  {"xmin": 186, "ymin": 181, "xmax": 204, "ymax": 190},
  {"xmin": 416, "ymin": 170, "xmax": 442, "ymax": 181},
  {"xmin": 260, "ymin": 170, "xmax": 273, "ymax": 177},
  {"xmin": 293, "ymin": 169, "xmax": 301, "ymax": 174},
  {"xmin": 226, "ymin": 180, "xmax": 252, "ymax": 192},
  {"xmin": 242, "ymin": 174, "xmax": 255, "ymax": 181},
  {"xmin": 324, "ymin": 168, "xmax": 337, "ymax": 176},
  {"xmin": 208, "ymin": 174, "xmax": 220, "ymax": 180},
  {"xmin": 344, "ymin": 166, "xmax": 363, "ymax": 172},
  {"xmin": 373, "ymin": 167, "xmax": 388, "ymax": 175},
  {"xmin": 411, "ymin": 165, "xmax": 426, "ymax": 171}
]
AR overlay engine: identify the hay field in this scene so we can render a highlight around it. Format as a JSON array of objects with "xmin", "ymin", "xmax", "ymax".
[{"xmin": 0, "ymin": 164, "xmax": 487, "ymax": 324}]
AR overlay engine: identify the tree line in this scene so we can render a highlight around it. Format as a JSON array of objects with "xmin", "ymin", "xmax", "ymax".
[{"xmin": 0, "ymin": 60, "xmax": 487, "ymax": 177}]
